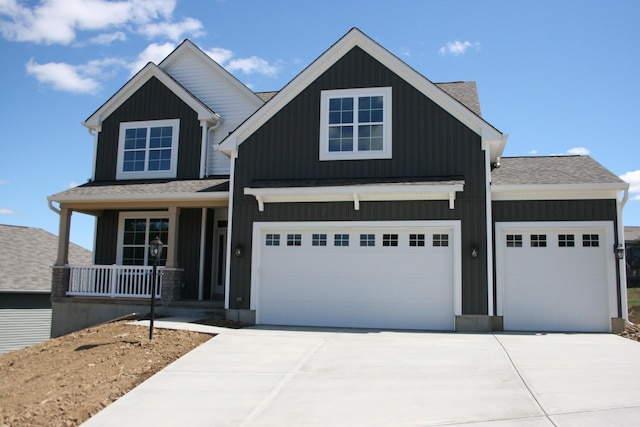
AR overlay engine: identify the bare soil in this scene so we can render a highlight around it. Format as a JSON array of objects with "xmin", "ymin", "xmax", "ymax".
[{"xmin": 1, "ymin": 312, "xmax": 639, "ymax": 427}]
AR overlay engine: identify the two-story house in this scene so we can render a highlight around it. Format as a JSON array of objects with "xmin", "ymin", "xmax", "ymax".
[{"xmin": 49, "ymin": 28, "xmax": 629, "ymax": 336}]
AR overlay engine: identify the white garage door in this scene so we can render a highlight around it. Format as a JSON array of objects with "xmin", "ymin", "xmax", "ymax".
[
  {"xmin": 252, "ymin": 221, "xmax": 459, "ymax": 330},
  {"xmin": 497, "ymin": 222, "xmax": 615, "ymax": 332}
]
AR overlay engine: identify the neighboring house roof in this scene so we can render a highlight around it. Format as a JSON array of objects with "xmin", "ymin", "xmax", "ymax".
[
  {"xmin": 219, "ymin": 28, "xmax": 507, "ymax": 163},
  {"xmin": 255, "ymin": 91, "xmax": 278, "ymax": 102},
  {"xmin": 0, "ymin": 225, "xmax": 92, "ymax": 293},
  {"xmin": 625, "ymin": 226, "xmax": 640, "ymax": 243},
  {"xmin": 83, "ymin": 62, "xmax": 220, "ymax": 129}
]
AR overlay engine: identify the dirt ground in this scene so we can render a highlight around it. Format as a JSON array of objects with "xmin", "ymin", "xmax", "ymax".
[{"xmin": 2, "ymin": 312, "xmax": 640, "ymax": 427}]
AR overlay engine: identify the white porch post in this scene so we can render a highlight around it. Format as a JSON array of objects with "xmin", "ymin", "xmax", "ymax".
[
  {"xmin": 55, "ymin": 207, "xmax": 72, "ymax": 266},
  {"xmin": 166, "ymin": 206, "xmax": 180, "ymax": 268}
]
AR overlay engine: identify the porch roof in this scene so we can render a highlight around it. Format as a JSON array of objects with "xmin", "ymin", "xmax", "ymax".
[{"xmin": 48, "ymin": 178, "xmax": 230, "ymax": 214}]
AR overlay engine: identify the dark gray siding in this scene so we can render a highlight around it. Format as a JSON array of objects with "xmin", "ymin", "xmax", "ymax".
[
  {"xmin": 94, "ymin": 77, "xmax": 202, "ymax": 181},
  {"xmin": 491, "ymin": 198, "xmax": 621, "ymax": 315},
  {"xmin": 178, "ymin": 208, "xmax": 203, "ymax": 300},
  {"xmin": 95, "ymin": 210, "xmax": 119, "ymax": 265},
  {"xmin": 230, "ymin": 46, "xmax": 489, "ymax": 314},
  {"xmin": 0, "ymin": 293, "xmax": 52, "ymax": 354}
]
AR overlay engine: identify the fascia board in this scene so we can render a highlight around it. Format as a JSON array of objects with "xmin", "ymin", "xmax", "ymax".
[
  {"xmin": 219, "ymin": 28, "xmax": 503, "ymax": 153},
  {"xmin": 83, "ymin": 63, "xmax": 219, "ymax": 129},
  {"xmin": 491, "ymin": 183, "xmax": 627, "ymax": 201},
  {"xmin": 159, "ymin": 40, "xmax": 264, "ymax": 108},
  {"xmin": 48, "ymin": 191, "xmax": 229, "ymax": 204},
  {"xmin": 246, "ymin": 183, "xmax": 463, "ymax": 197}
]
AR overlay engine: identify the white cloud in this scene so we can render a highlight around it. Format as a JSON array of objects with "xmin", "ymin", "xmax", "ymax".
[
  {"xmin": 139, "ymin": 17, "xmax": 203, "ymax": 42},
  {"xmin": 621, "ymin": 170, "xmax": 640, "ymax": 201},
  {"xmin": 68, "ymin": 181, "xmax": 80, "ymax": 188},
  {"xmin": 0, "ymin": 208, "xmax": 19, "ymax": 215},
  {"xmin": 566, "ymin": 147, "xmax": 590, "ymax": 155},
  {"xmin": 400, "ymin": 46, "xmax": 411, "ymax": 58},
  {"xmin": 439, "ymin": 40, "xmax": 481, "ymax": 56},
  {"xmin": 26, "ymin": 58, "xmax": 100, "ymax": 93},
  {"xmin": 128, "ymin": 42, "xmax": 176, "ymax": 74},
  {"xmin": 0, "ymin": 0, "xmax": 177, "ymax": 45},
  {"xmin": 88, "ymin": 31, "xmax": 126, "ymax": 45},
  {"xmin": 204, "ymin": 47, "xmax": 234, "ymax": 65},
  {"xmin": 0, "ymin": 179, "xmax": 9, "ymax": 185},
  {"xmin": 227, "ymin": 56, "xmax": 278, "ymax": 77},
  {"xmin": 528, "ymin": 149, "xmax": 538, "ymax": 155}
]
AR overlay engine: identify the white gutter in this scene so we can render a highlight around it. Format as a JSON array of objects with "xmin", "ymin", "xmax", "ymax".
[
  {"xmin": 619, "ymin": 188, "xmax": 630, "ymax": 323},
  {"xmin": 199, "ymin": 118, "xmax": 223, "ymax": 178},
  {"xmin": 48, "ymin": 199, "xmax": 61, "ymax": 214}
]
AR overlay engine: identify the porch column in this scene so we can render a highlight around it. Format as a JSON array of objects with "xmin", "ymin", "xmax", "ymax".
[
  {"xmin": 55, "ymin": 207, "xmax": 72, "ymax": 266},
  {"xmin": 166, "ymin": 206, "xmax": 180, "ymax": 268}
]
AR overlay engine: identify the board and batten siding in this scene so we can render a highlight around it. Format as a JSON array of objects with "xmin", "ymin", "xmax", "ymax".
[
  {"xmin": 94, "ymin": 77, "xmax": 202, "ymax": 181},
  {"xmin": 230, "ymin": 46, "xmax": 489, "ymax": 315},
  {"xmin": 0, "ymin": 293, "xmax": 52, "ymax": 354},
  {"xmin": 162, "ymin": 52, "xmax": 264, "ymax": 176}
]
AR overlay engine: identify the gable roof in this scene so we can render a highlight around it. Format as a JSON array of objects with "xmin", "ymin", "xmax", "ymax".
[
  {"xmin": 159, "ymin": 39, "xmax": 264, "ymax": 108},
  {"xmin": 0, "ymin": 225, "xmax": 92, "ymax": 292},
  {"xmin": 625, "ymin": 226, "xmax": 640, "ymax": 242},
  {"xmin": 83, "ymin": 62, "xmax": 220, "ymax": 130},
  {"xmin": 219, "ymin": 28, "xmax": 507, "ymax": 162}
]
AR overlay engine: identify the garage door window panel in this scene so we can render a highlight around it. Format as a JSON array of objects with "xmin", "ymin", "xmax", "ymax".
[
  {"xmin": 559, "ymin": 234, "xmax": 575, "ymax": 247},
  {"xmin": 382, "ymin": 234, "xmax": 398, "ymax": 247},
  {"xmin": 360, "ymin": 234, "xmax": 376, "ymax": 247},
  {"xmin": 312, "ymin": 234, "xmax": 327, "ymax": 246},
  {"xmin": 410, "ymin": 234, "xmax": 425, "ymax": 247},
  {"xmin": 433, "ymin": 234, "xmax": 449, "ymax": 247},
  {"xmin": 334, "ymin": 234, "xmax": 350, "ymax": 247},
  {"xmin": 583, "ymin": 234, "xmax": 599, "ymax": 247},
  {"xmin": 266, "ymin": 234, "xmax": 280, "ymax": 246},
  {"xmin": 531, "ymin": 234, "xmax": 547, "ymax": 247},
  {"xmin": 287, "ymin": 234, "xmax": 302, "ymax": 246},
  {"xmin": 506, "ymin": 234, "xmax": 522, "ymax": 247}
]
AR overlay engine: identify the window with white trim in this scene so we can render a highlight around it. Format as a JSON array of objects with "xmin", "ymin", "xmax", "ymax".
[
  {"xmin": 117, "ymin": 119, "xmax": 179, "ymax": 179},
  {"xmin": 287, "ymin": 234, "xmax": 302, "ymax": 246},
  {"xmin": 266, "ymin": 234, "xmax": 280, "ymax": 246},
  {"xmin": 559, "ymin": 234, "xmax": 575, "ymax": 247},
  {"xmin": 433, "ymin": 234, "xmax": 449, "ymax": 247},
  {"xmin": 312, "ymin": 234, "xmax": 327, "ymax": 246},
  {"xmin": 319, "ymin": 87, "xmax": 392, "ymax": 160},
  {"xmin": 409, "ymin": 234, "xmax": 425, "ymax": 247},
  {"xmin": 334, "ymin": 234, "xmax": 349, "ymax": 246},
  {"xmin": 118, "ymin": 213, "xmax": 168, "ymax": 266}
]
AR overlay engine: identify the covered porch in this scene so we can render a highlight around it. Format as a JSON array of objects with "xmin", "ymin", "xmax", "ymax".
[{"xmin": 48, "ymin": 178, "xmax": 230, "ymax": 336}]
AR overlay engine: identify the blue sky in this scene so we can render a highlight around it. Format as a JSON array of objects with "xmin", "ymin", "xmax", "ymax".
[{"xmin": 1, "ymin": 0, "xmax": 639, "ymax": 250}]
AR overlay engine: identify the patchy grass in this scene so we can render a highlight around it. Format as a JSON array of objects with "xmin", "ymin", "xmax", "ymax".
[{"xmin": 628, "ymin": 288, "xmax": 640, "ymax": 307}]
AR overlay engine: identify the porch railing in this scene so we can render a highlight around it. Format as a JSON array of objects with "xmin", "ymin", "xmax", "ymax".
[{"xmin": 67, "ymin": 265, "xmax": 162, "ymax": 298}]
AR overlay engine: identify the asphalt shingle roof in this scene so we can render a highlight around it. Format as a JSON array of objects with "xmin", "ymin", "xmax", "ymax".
[
  {"xmin": 0, "ymin": 225, "xmax": 92, "ymax": 292},
  {"xmin": 491, "ymin": 156, "xmax": 626, "ymax": 186},
  {"xmin": 50, "ymin": 178, "xmax": 229, "ymax": 200}
]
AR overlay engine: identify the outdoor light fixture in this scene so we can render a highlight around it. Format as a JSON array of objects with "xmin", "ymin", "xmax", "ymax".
[
  {"xmin": 471, "ymin": 245, "xmax": 479, "ymax": 258},
  {"xmin": 234, "ymin": 245, "xmax": 243, "ymax": 257},
  {"xmin": 148, "ymin": 236, "xmax": 164, "ymax": 340},
  {"xmin": 615, "ymin": 244, "xmax": 625, "ymax": 260}
]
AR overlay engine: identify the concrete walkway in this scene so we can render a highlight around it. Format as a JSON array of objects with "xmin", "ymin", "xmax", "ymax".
[{"xmin": 82, "ymin": 323, "xmax": 640, "ymax": 426}]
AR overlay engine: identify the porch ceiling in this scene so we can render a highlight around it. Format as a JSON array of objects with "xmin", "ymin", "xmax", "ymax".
[{"xmin": 48, "ymin": 178, "xmax": 230, "ymax": 214}]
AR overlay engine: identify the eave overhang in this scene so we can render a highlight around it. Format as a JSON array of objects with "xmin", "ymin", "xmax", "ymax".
[
  {"xmin": 245, "ymin": 181, "xmax": 464, "ymax": 211},
  {"xmin": 491, "ymin": 182, "xmax": 629, "ymax": 201}
]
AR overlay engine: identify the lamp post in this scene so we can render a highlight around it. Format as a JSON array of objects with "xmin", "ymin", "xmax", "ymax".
[{"xmin": 148, "ymin": 236, "xmax": 163, "ymax": 340}]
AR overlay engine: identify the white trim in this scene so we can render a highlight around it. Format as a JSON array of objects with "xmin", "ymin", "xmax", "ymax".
[
  {"xmin": 492, "ymin": 184, "xmax": 625, "ymax": 201},
  {"xmin": 319, "ymin": 87, "xmax": 392, "ymax": 161},
  {"xmin": 198, "ymin": 208, "xmax": 207, "ymax": 300},
  {"xmin": 218, "ymin": 28, "xmax": 505, "ymax": 163},
  {"xmin": 244, "ymin": 183, "xmax": 464, "ymax": 211},
  {"xmin": 250, "ymin": 220, "xmax": 463, "ymax": 319},
  {"xmin": 617, "ymin": 190, "xmax": 629, "ymax": 320},
  {"xmin": 224, "ymin": 151, "xmax": 238, "ymax": 309},
  {"xmin": 116, "ymin": 119, "xmax": 180, "ymax": 180},
  {"xmin": 49, "ymin": 191, "xmax": 229, "ymax": 204},
  {"xmin": 116, "ymin": 211, "xmax": 169, "ymax": 265},
  {"xmin": 494, "ymin": 221, "xmax": 617, "ymax": 327},
  {"xmin": 483, "ymin": 142, "xmax": 494, "ymax": 316},
  {"xmin": 83, "ymin": 62, "xmax": 219, "ymax": 129},
  {"xmin": 199, "ymin": 122, "xmax": 208, "ymax": 179}
]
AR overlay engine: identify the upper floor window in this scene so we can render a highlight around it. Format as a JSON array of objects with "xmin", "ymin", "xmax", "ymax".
[
  {"xmin": 319, "ymin": 87, "xmax": 392, "ymax": 161},
  {"xmin": 117, "ymin": 119, "xmax": 179, "ymax": 179}
]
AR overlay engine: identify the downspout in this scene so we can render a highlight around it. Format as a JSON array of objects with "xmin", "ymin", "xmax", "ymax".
[
  {"xmin": 224, "ymin": 150, "xmax": 238, "ymax": 310},
  {"xmin": 200, "ymin": 119, "xmax": 222, "ymax": 178},
  {"xmin": 618, "ymin": 188, "xmax": 630, "ymax": 323},
  {"xmin": 88, "ymin": 127, "xmax": 100, "ymax": 182}
]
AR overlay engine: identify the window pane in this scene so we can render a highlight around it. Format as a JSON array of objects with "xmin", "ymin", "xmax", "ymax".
[
  {"xmin": 312, "ymin": 234, "xmax": 327, "ymax": 246},
  {"xmin": 328, "ymin": 126, "xmax": 353, "ymax": 152},
  {"xmin": 358, "ymin": 125, "xmax": 383, "ymax": 151},
  {"xmin": 329, "ymin": 97, "xmax": 353, "ymax": 125},
  {"xmin": 334, "ymin": 234, "xmax": 349, "ymax": 246},
  {"xmin": 360, "ymin": 234, "xmax": 375, "ymax": 247},
  {"xmin": 287, "ymin": 234, "xmax": 302, "ymax": 246}
]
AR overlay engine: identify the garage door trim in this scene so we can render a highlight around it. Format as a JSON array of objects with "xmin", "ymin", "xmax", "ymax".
[
  {"xmin": 250, "ymin": 220, "xmax": 462, "ymax": 325},
  {"xmin": 495, "ymin": 221, "xmax": 617, "ymax": 326}
]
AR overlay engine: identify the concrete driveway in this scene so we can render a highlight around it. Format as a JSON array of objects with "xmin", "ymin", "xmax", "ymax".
[{"xmin": 82, "ymin": 326, "xmax": 640, "ymax": 426}]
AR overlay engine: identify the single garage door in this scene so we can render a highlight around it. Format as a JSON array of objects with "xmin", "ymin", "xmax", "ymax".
[
  {"xmin": 252, "ymin": 222, "xmax": 459, "ymax": 330},
  {"xmin": 496, "ymin": 222, "xmax": 615, "ymax": 332}
]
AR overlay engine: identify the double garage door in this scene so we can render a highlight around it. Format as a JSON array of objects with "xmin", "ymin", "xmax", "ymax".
[
  {"xmin": 496, "ymin": 222, "xmax": 617, "ymax": 332},
  {"xmin": 251, "ymin": 221, "xmax": 460, "ymax": 330}
]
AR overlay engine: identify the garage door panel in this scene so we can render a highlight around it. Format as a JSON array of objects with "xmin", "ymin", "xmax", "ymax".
[
  {"xmin": 255, "ymin": 225, "xmax": 456, "ymax": 330},
  {"xmin": 499, "ymin": 225, "xmax": 612, "ymax": 332}
]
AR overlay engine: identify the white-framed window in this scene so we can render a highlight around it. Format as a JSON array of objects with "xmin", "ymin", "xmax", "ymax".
[
  {"xmin": 116, "ymin": 119, "xmax": 180, "ymax": 179},
  {"xmin": 334, "ymin": 234, "xmax": 349, "ymax": 246},
  {"xmin": 266, "ymin": 234, "xmax": 280, "ymax": 246},
  {"xmin": 319, "ymin": 87, "xmax": 392, "ymax": 160},
  {"xmin": 117, "ymin": 212, "xmax": 169, "ymax": 266}
]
